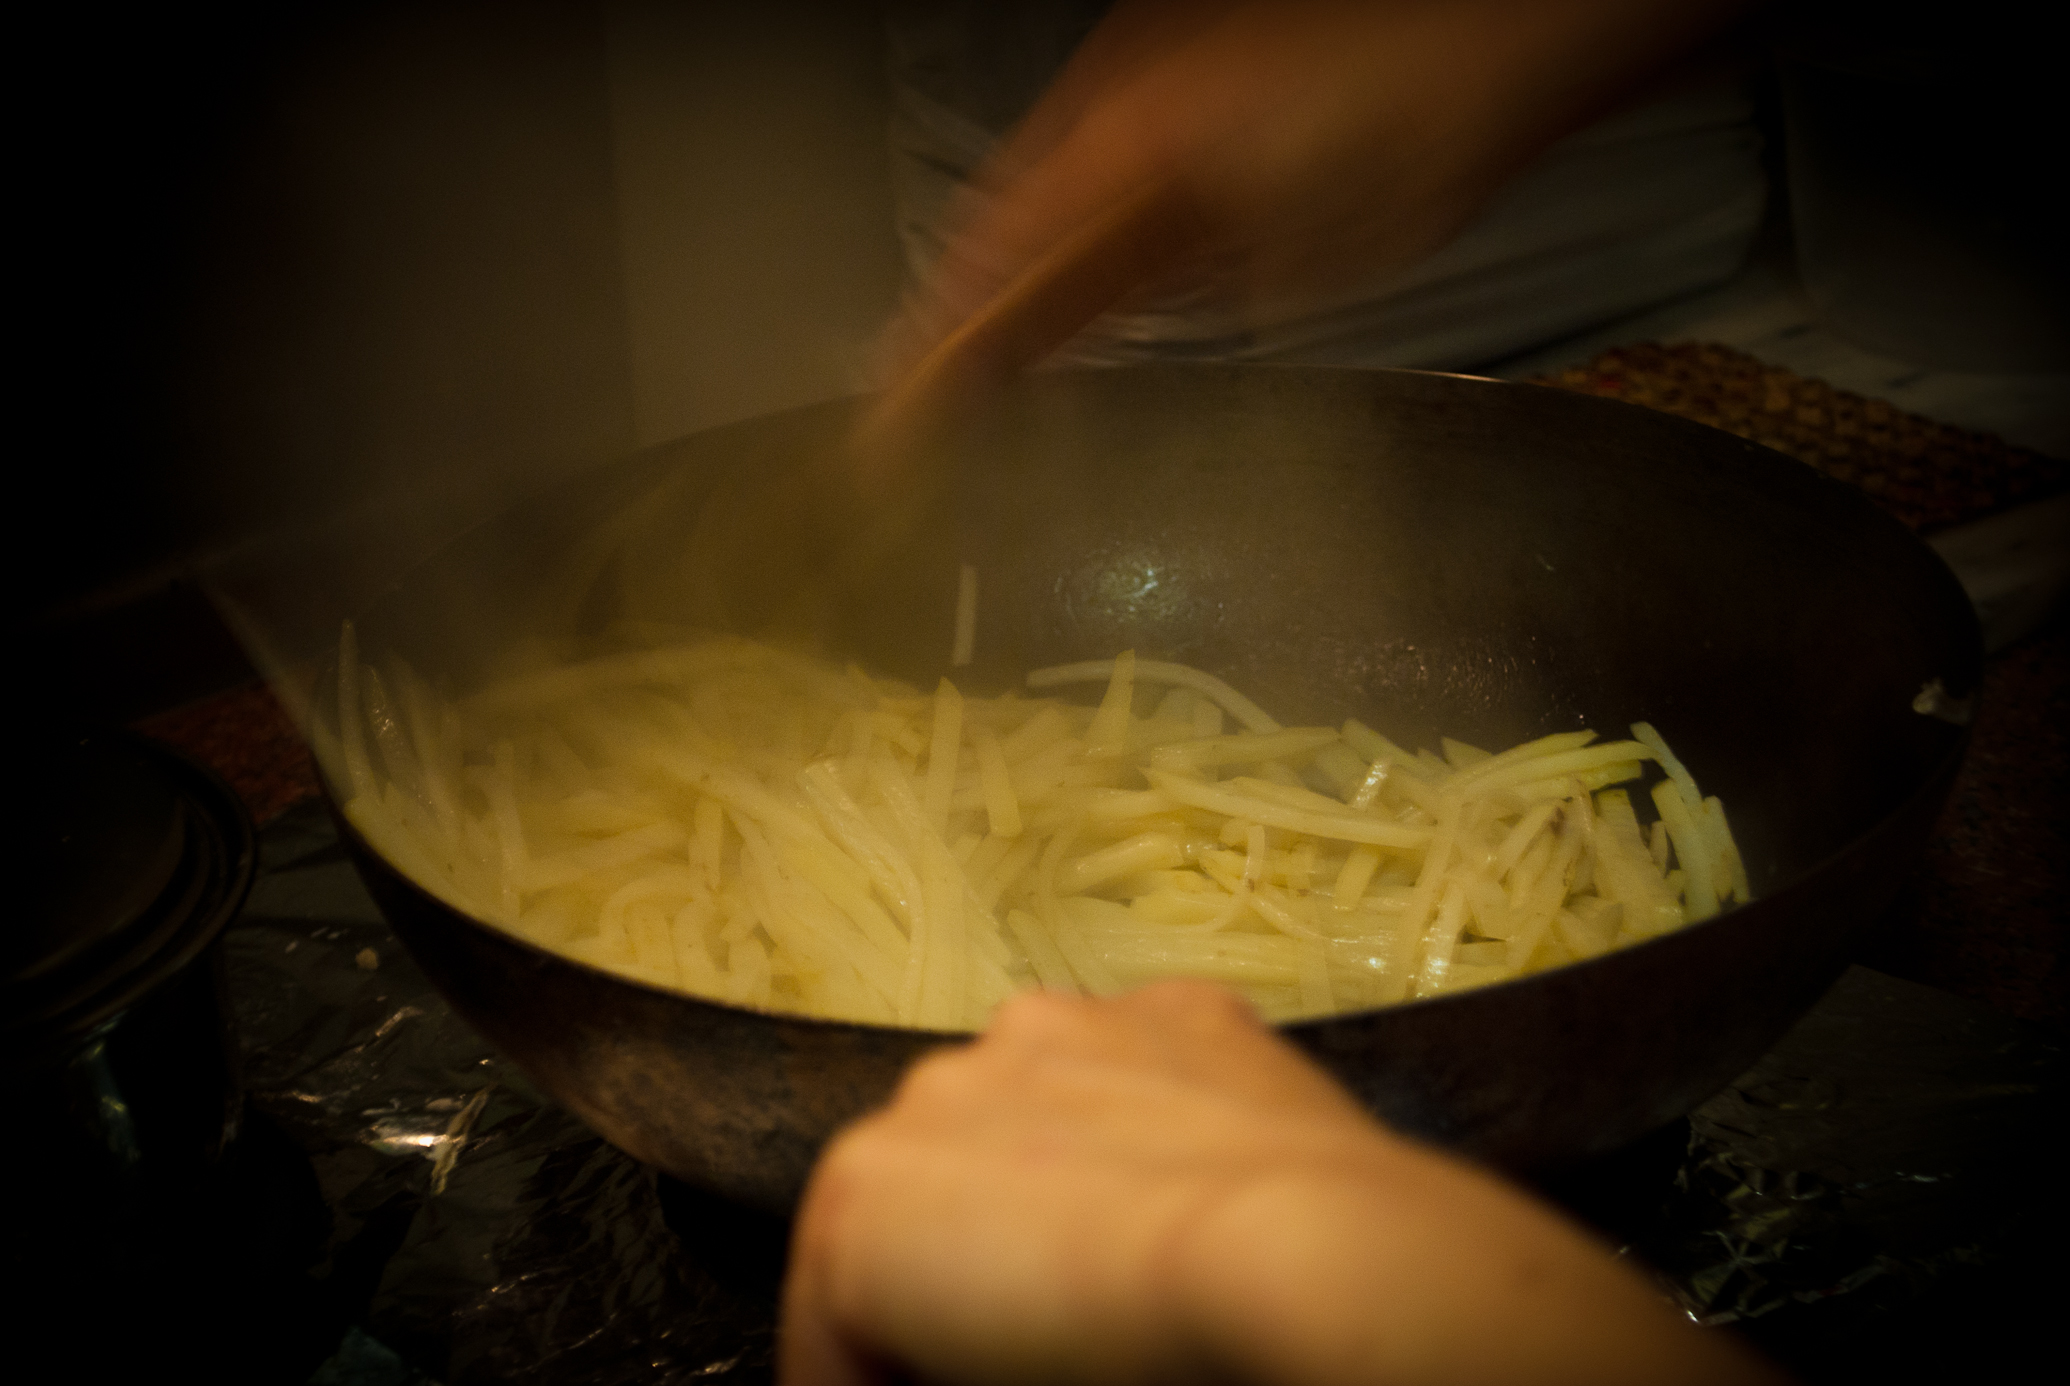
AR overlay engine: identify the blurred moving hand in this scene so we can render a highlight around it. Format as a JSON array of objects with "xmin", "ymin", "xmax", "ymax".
[
  {"xmin": 780, "ymin": 981, "xmax": 1779, "ymax": 1386},
  {"xmin": 874, "ymin": 0, "xmax": 1754, "ymax": 408}
]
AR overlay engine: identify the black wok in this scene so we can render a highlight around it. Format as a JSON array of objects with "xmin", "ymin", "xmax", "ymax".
[{"xmin": 332, "ymin": 365, "xmax": 1979, "ymax": 1213}]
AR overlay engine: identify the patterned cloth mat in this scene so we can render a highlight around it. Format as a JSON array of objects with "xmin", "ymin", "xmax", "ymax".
[
  {"xmin": 1533, "ymin": 343, "xmax": 2069, "ymax": 533},
  {"xmin": 141, "ymin": 681, "xmax": 321, "ymax": 826}
]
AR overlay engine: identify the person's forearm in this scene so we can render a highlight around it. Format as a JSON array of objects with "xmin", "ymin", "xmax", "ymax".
[
  {"xmin": 1169, "ymin": 1133, "xmax": 1781, "ymax": 1386},
  {"xmin": 882, "ymin": 0, "xmax": 1768, "ymax": 397},
  {"xmin": 1414, "ymin": 0, "xmax": 1763, "ymax": 178}
]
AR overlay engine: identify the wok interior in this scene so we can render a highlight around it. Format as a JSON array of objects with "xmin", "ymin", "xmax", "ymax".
[{"xmin": 365, "ymin": 365, "xmax": 1976, "ymax": 912}]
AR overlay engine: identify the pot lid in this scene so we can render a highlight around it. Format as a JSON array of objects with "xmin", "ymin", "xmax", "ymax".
[
  {"xmin": 7, "ymin": 728, "xmax": 256, "ymax": 1068},
  {"xmin": 16, "ymin": 730, "xmax": 189, "ymax": 985}
]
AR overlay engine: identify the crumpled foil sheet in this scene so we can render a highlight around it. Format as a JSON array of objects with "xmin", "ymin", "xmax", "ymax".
[
  {"xmin": 1615, "ymin": 969, "xmax": 2061, "ymax": 1376},
  {"xmin": 232, "ymin": 802, "xmax": 2059, "ymax": 1385},
  {"xmin": 233, "ymin": 804, "xmax": 779, "ymax": 1385}
]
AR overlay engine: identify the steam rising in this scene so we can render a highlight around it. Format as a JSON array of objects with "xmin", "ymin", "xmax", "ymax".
[{"xmin": 186, "ymin": 2, "xmax": 904, "ymax": 741}]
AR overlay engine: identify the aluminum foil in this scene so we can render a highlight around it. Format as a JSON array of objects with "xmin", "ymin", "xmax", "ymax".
[
  {"xmin": 1620, "ymin": 968, "xmax": 2060, "ymax": 1373},
  {"xmin": 230, "ymin": 802, "xmax": 2058, "ymax": 1384},
  {"xmin": 230, "ymin": 804, "xmax": 778, "ymax": 1384}
]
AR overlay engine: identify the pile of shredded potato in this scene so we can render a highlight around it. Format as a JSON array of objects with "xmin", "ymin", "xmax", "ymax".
[{"xmin": 329, "ymin": 624, "xmax": 1747, "ymax": 1031}]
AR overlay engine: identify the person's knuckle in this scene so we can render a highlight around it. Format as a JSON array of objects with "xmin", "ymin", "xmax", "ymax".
[
  {"xmin": 893, "ymin": 1042, "xmax": 989, "ymax": 1110},
  {"xmin": 1137, "ymin": 977, "xmax": 1257, "ymax": 1027},
  {"xmin": 989, "ymin": 987, "xmax": 1095, "ymax": 1044},
  {"xmin": 809, "ymin": 1116, "xmax": 886, "ymax": 1195},
  {"xmin": 795, "ymin": 1128, "xmax": 873, "ymax": 1261},
  {"xmin": 1198, "ymin": 984, "xmax": 1264, "ymax": 1031}
]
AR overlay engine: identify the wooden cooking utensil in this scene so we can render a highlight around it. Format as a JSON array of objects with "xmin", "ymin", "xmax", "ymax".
[
  {"xmin": 848, "ymin": 178, "xmax": 1200, "ymax": 477},
  {"xmin": 675, "ymin": 180, "xmax": 1199, "ymax": 645}
]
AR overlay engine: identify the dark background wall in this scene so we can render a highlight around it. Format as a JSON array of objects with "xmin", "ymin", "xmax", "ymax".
[
  {"xmin": 22, "ymin": 1, "xmax": 636, "ymax": 628},
  {"xmin": 22, "ymin": 1, "xmax": 909, "ymax": 719}
]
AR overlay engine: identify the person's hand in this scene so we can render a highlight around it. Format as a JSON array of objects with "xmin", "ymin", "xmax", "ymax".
[
  {"xmin": 876, "ymin": 0, "xmax": 1753, "ymax": 390},
  {"xmin": 779, "ymin": 980, "xmax": 1779, "ymax": 1385}
]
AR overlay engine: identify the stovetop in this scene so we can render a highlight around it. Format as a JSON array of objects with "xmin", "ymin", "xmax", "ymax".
[{"xmin": 110, "ymin": 798, "xmax": 2055, "ymax": 1385}]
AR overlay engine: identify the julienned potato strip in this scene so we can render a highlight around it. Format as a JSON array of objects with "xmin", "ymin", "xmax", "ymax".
[{"xmin": 331, "ymin": 627, "xmax": 1749, "ymax": 1032}]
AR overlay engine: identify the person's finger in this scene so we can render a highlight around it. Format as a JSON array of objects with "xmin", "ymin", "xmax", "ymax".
[
  {"xmin": 981, "ymin": 981, "xmax": 1369, "ymax": 1123},
  {"xmin": 780, "ymin": 1145, "xmax": 893, "ymax": 1386},
  {"xmin": 1124, "ymin": 981, "xmax": 1371, "ymax": 1113},
  {"xmin": 776, "ymin": 1275, "xmax": 883, "ymax": 1386},
  {"xmin": 852, "ymin": 172, "xmax": 1205, "ymax": 467},
  {"xmin": 867, "ymin": 1, "xmax": 1237, "ymax": 386},
  {"xmin": 909, "ymin": 96, "xmax": 1208, "ymax": 369},
  {"xmin": 789, "ymin": 1094, "xmax": 1205, "ymax": 1385},
  {"xmin": 785, "ymin": 1111, "xmax": 985, "ymax": 1385}
]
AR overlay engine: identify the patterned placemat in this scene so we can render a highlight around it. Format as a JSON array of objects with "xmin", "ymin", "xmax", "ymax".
[
  {"xmin": 140, "ymin": 682, "xmax": 321, "ymax": 826},
  {"xmin": 1533, "ymin": 343, "xmax": 2069, "ymax": 533}
]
